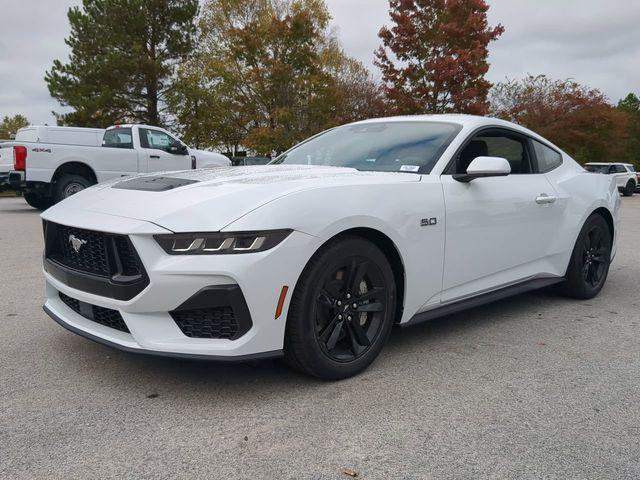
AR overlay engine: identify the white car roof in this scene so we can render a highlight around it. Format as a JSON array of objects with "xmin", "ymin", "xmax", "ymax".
[
  {"xmin": 352, "ymin": 114, "xmax": 552, "ymax": 145},
  {"xmin": 585, "ymin": 162, "xmax": 632, "ymax": 166}
]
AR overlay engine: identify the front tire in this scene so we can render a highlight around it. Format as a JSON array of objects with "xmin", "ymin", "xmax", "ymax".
[
  {"xmin": 284, "ymin": 236, "xmax": 397, "ymax": 380},
  {"xmin": 560, "ymin": 214, "xmax": 612, "ymax": 299},
  {"xmin": 53, "ymin": 174, "xmax": 92, "ymax": 204},
  {"xmin": 622, "ymin": 181, "xmax": 635, "ymax": 197}
]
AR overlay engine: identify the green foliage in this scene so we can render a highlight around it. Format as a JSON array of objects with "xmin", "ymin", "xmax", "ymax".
[
  {"xmin": 168, "ymin": 0, "xmax": 385, "ymax": 155},
  {"xmin": 46, "ymin": 0, "xmax": 198, "ymax": 127},
  {"xmin": 0, "ymin": 115, "xmax": 29, "ymax": 139},
  {"xmin": 617, "ymin": 93, "xmax": 640, "ymax": 168}
]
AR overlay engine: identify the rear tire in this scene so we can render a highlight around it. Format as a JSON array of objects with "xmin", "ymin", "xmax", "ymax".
[
  {"xmin": 284, "ymin": 236, "xmax": 397, "ymax": 380},
  {"xmin": 560, "ymin": 214, "xmax": 612, "ymax": 299},
  {"xmin": 53, "ymin": 174, "xmax": 92, "ymax": 204},
  {"xmin": 622, "ymin": 181, "xmax": 635, "ymax": 197},
  {"xmin": 24, "ymin": 193, "xmax": 52, "ymax": 210}
]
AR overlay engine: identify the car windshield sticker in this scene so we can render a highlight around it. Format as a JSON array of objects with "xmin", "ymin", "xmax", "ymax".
[{"xmin": 400, "ymin": 165, "xmax": 420, "ymax": 172}]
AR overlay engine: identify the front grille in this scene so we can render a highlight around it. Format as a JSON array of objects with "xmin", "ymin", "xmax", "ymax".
[
  {"xmin": 44, "ymin": 221, "xmax": 145, "ymax": 280},
  {"xmin": 171, "ymin": 307, "xmax": 239, "ymax": 339},
  {"xmin": 59, "ymin": 292, "xmax": 130, "ymax": 333},
  {"xmin": 56, "ymin": 225, "xmax": 110, "ymax": 276}
]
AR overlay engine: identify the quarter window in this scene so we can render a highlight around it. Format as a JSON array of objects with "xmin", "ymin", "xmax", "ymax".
[{"xmin": 532, "ymin": 140, "xmax": 562, "ymax": 173}]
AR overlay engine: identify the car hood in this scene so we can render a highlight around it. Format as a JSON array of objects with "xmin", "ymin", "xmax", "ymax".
[
  {"xmin": 43, "ymin": 165, "xmax": 420, "ymax": 232},
  {"xmin": 191, "ymin": 149, "xmax": 231, "ymax": 167}
]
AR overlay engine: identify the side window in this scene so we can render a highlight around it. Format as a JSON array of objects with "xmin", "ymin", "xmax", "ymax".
[
  {"xmin": 140, "ymin": 128, "xmax": 176, "ymax": 153},
  {"xmin": 613, "ymin": 165, "xmax": 626, "ymax": 173},
  {"xmin": 626, "ymin": 165, "xmax": 636, "ymax": 173},
  {"xmin": 102, "ymin": 128, "xmax": 133, "ymax": 149},
  {"xmin": 455, "ymin": 130, "xmax": 532, "ymax": 174},
  {"xmin": 532, "ymin": 140, "xmax": 563, "ymax": 173}
]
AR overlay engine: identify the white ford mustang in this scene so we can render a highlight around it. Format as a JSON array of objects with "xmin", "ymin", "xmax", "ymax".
[{"xmin": 41, "ymin": 115, "xmax": 620, "ymax": 379}]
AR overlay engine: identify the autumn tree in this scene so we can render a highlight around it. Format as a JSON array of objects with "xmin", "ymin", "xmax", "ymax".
[
  {"xmin": 0, "ymin": 115, "xmax": 29, "ymax": 139},
  {"xmin": 168, "ymin": 0, "xmax": 382, "ymax": 155},
  {"xmin": 490, "ymin": 75, "xmax": 630, "ymax": 164},
  {"xmin": 330, "ymin": 57, "xmax": 388, "ymax": 125},
  {"xmin": 375, "ymin": 0, "xmax": 504, "ymax": 115},
  {"xmin": 46, "ymin": 0, "xmax": 198, "ymax": 127},
  {"xmin": 617, "ymin": 93, "xmax": 640, "ymax": 167}
]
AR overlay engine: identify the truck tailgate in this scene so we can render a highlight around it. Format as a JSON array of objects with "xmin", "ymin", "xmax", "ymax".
[{"xmin": 0, "ymin": 144, "xmax": 14, "ymax": 174}]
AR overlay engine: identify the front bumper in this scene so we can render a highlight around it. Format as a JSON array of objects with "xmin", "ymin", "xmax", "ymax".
[{"xmin": 42, "ymin": 212, "xmax": 319, "ymax": 359}]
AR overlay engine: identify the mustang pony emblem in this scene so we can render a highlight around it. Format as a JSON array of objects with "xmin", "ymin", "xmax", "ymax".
[{"xmin": 68, "ymin": 234, "xmax": 87, "ymax": 253}]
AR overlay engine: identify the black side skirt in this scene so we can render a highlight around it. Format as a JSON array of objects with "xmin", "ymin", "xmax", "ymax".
[
  {"xmin": 402, "ymin": 277, "xmax": 563, "ymax": 328},
  {"xmin": 43, "ymin": 305, "xmax": 283, "ymax": 362}
]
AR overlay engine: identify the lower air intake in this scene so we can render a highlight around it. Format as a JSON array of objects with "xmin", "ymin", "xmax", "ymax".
[
  {"xmin": 171, "ymin": 307, "xmax": 239, "ymax": 340},
  {"xmin": 59, "ymin": 292, "xmax": 130, "ymax": 333}
]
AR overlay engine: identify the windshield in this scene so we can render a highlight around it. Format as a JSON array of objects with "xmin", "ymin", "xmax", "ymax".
[
  {"xmin": 584, "ymin": 164, "xmax": 609, "ymax": 173},
  {"xmin": 271, "ymin": 121, "xmax": 461, "ymax": 173}
]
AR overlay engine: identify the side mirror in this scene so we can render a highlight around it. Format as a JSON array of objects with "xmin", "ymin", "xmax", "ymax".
[
  {"xmin": 170, "ymin": 143, "xmax": 188, "ymax": 155},
  {"xmin": 453, "ymin": 156, "xmax": 511, "ymax": 183}
]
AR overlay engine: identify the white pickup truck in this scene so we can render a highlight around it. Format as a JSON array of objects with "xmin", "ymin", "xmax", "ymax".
[{"xmin": 0, "ymin": 124, "xmax": 230, "ymax": 209}]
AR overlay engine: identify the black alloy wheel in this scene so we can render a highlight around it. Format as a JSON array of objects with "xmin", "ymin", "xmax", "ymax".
[
  {"xmin": 315, "ymin": 257, "xmax": 388, "ymax": 362},
  {"xmin": 580, "ymin": 224, "xmax": 609, "ymax": 288},
  {"xmin": 561, "ymin": 214, "xmax": 612, "ymax": 299},
  {"xmin": 285, "ymin": 236, "xmax": 397, "ymax": 380}
]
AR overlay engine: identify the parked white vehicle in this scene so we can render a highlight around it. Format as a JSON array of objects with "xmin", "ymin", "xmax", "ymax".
[
  {"xmin": 42, "ymin": 115, "xmax": 620, "ymax": 379},
  {"xmin": 584, "ymin": 162, "xmax": 637, "ymax": 196},
  {"xmin": 0, "ymin": 124, "xmax": 230, "ymax": 209},
  {"xmin": 15, "ymin": 125, "xmax": 105, "ymax": 146}
]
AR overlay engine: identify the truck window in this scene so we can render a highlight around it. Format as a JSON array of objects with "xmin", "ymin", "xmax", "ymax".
[
  {"xmin": 103, "ymin": 128, "xmax": 134, "ymax": 149},
  {"xmin": 139, "ymin": 128, "xmax": 177, "ymax": 153}
]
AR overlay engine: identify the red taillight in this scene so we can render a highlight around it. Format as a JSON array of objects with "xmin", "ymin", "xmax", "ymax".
[{"xmin": 13, "ymin": 146, "xmax": 27, "ymax": 171}]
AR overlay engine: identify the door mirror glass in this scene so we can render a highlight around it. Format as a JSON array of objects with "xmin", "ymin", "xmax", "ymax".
[
  {"xmin": 453, "ymin": 156, "xmax": 511, "ymax": 183},
  {"xmin": 170, "ymin": 142, "xmax": 188, "ymax": 155}
]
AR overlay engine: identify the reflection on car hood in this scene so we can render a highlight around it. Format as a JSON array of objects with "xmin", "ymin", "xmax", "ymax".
[{"xmin": 44, "ymin": 165, "xmax": 420, "ymax": 232}]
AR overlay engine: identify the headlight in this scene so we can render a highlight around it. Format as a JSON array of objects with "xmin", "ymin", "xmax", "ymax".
[{"xmin": 154, "ymin": 230, "xmax": 292, "ymax": 255}]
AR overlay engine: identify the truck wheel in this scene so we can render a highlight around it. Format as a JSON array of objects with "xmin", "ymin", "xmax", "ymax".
[
  {"xmin": 622, "ymin": 181, "xmax": 635, "ymax": 197},
  {"xmin": 24, "ymin": 193, "xmax": 53, "ymax": 210},
  {"xmin": 53, "ymin": 174, "xmax": 92, "ymax": 204}
]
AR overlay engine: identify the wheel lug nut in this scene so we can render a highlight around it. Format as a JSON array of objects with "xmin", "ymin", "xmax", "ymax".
[
  {"xmin": 347, "ymin": 315, "xmax": 352, "ymax": 321},
  {"xmin": 346, "ymin": 294, "xmax": 351, "ymax": 299},
  {"xmin": 337, "ymin": 301, "xmax": 342, "ymax": 306},
  {"xmin": 338, "ymin": 314, "xmax": 343, "ymax": 320},
  {"xmin": 352, "ymin": 303, "xmax": 358, "ymax": 309}
]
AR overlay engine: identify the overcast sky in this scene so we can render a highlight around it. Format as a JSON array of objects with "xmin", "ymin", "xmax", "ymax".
[{"xmin": 0, "ymin": 0, "xmax": 638, "ymax": 125}]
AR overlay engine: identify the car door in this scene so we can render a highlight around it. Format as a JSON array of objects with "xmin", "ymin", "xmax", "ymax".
[
  {"xmin": 439, "ymin": 128, "xmax": 564, "ymax": 302},
  {"xmin": 138, "ymin": 128, "xmax": 191, "ymax": 173},
  {"xmin": 99, "ymin": 127, "xmax": 140, "ymax": 180}
]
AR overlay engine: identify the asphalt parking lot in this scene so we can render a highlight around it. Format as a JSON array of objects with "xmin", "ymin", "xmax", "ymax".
[{"xmin": 1, "ymin": 196, "xmax": 639, "ymax": 480}]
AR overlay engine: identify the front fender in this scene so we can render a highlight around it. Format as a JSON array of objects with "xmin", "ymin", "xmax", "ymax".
[{"xmin": 224, "ymin": 179, "xmax": 448, "ymax": 323}]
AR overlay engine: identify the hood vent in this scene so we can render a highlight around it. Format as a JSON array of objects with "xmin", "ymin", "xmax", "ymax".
[{"xmin": 113, "ymin": 176, "xmax": 198, "ymax": 192}]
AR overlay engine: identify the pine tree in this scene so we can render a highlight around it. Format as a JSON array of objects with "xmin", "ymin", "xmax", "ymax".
[{"xmin": 46, "ymin": 0, "xmax": 198, "ymax": 127}]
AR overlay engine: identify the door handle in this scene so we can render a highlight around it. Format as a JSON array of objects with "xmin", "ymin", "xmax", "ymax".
[
  {"xmin": 150, "ymin": 155, "xmax": 160, "ymax": 159},
  {"xmin": 536, "ymin": 194, "xmax": 557, "ymax": 205}
]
